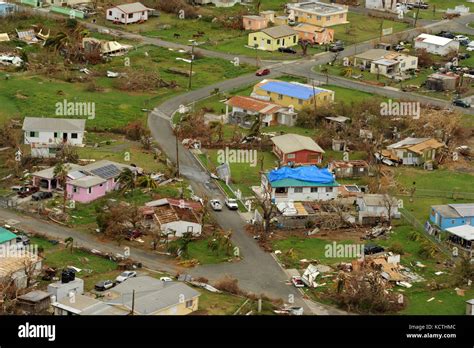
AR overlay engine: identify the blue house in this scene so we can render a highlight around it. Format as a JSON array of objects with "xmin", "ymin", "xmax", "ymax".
[
  {"xmin": 429, "ymin": 203, "xmax": 474, "ymax": 230},
  {"xmin": 0, "ymin": 2, "xmax": 15, "ymax": 16}
]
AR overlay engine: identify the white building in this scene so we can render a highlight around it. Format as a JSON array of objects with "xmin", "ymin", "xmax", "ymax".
[
  {"xmin": 414, "ymin": 33, "xmax": 460, "ymax": 56},
  {"xmin": 22, "ymin": 117, "xmax": 86, "ymax": 158},
  {"xmin": 356, "ymin": 194, "xmax": 400, "ymax": 224},
  {"xmin": 106, "ymin": 2, "xmax": 150, "ymax": 24},
  {"xmin": 365, "ymin": 0, "xmax": 398, "ymax": 12}
]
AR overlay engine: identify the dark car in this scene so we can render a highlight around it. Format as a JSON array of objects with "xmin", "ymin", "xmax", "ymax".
[
  {"xmin": 364, "ymin": 244, "xmax": 385, "ymax": 255},
  {"xmin": 16, "ymin": 235, "xmax": 30, "ymax": 245},
  {"xmin": 453, "ymin": 99, "xmax": 471, "ymax": 108},
  {"xmin": 278, "ymin": 47, "xmax": 297, "ymax": 54},
  {"xmin": 438, "ymin": 31, "xmax": 455, "ymax": 39},
  {"xmin": 95, "ymin": 280, "xmax": 114, "ymax": 291},
  {"xmin": 412, "ymin": 2, "xmax": 428, "ymax": 9},
  {"xmin": 31, "ymin": 191, "xmax": 53, "ymax": 201},
  {"xmin": 393, "ymin": 44, "xmax": 405, "ymax": 52},
  {"xmin": 458, "ymin": 53, "xmax": 471, "ymax": 60},
  {"xmin": 17, "ymin": 186, "xmax": 39, "ymax": 198},
  {"xmin": 329, "ymin": 41, "xmax": 344, "ymax": 52},
  {"xmin": 256, "ymin": 68, "xmax": 270, "ymax": 76}
]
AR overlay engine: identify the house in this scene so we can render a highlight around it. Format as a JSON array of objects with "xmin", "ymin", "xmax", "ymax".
[
  {"xmin": 242, "ymin": 15, "xmax": 268, "ymax": 31},
  {"xmin": 0, "ymin": 251, "xmax": 42, "ymax": 289},
  {"xmin": 261, "ymin": 166, "xmax": 340, "ymax": 203},
  {"xmin": 48, "ymin": 277, "xmax": 84, "ymax": 302},
  {"xmin": 0, "ymin": 1, "xmax": 15, "ymax": 16},
  {"xmin": 274, "ymin": 15, "xmax": 289, "ymax": 26},
  {"xmin": 52, "ymin": 293, "xmax": 128, "ymax": 316},
  {"xmin": 145, "ymin": 198, "xmax": 203, "ymax": 237},
  {"xmin": 248, "ymin": 25, "xmax": 298, "ymax": 51},
  {"xmin": 106, "ymin": 2, "xmax": 150, "ymax": 24},
  {"xmin": 271, "ymin": 133, "xmax": 325, "ymax": 166},
  {"xmin": 445, "ymin": 225, "xmax": 474, "ymax": 258},
  {"xmin": 260, "ymin": 10, "xmax": 275, "ymax": 23},
  {"xmin": 429, "ymin": 204, "xmax": 474, "ymax": 230},
  {"xmin": 0, "ymin": 33, "xmax": 9, "ymax": 42},
  {"xmin": 365, "ymin": 0, "xmax": 398, "ymax": 12},
  {"xmin": 0, "ymin": 227, "xmax": 18, "ymax": 249},
  {"xmin": 17, "ymin": 290, "xmax": 52, "ymax": 314},
  {"xmin": 425, "ymin": 73, "xmax": 458, "ymax": 91},
  {"xmin": 225, "ymin": 95, "xmax": 298, "ymax": 128},
  {"xmin": 328, "ymin": 160, "xmax": 369, "ymax": 178},
  {"xmin": 194, "ymin": 0, "xmax": 241, "ymax": 7},
  {"xmin": 286, "ymin": 1, "xmax": 349, "ymax": 27},
  {"xmin": 31, "ymin": 160, "xmax": 141, "ymax": 202},
  {"xmin": 82, "ymin": 38, "xmax": 132, "ymax": 57},
  {"xmin": 384, "ymin": 137, "xmax": 445, "ymax": 166},
  {"xmin": 356, "ymin": 194, "xmax": 400, "ymax": 224},
  {"xmin": 294, "ymin": 24, "xmax": 334, "ymax": 45},
  {"xmin": 354, "ymin": 49, "xmax": 418, "ymax": 78},
  {"xmin": 414, "ymin": 33, "xmax": 459, "ymax": 56},
  {"xmin": 22, "ymin": 117, "xmax": 86, "ymax": 158},
  {"xmin": 252, "ymin": 79, "xmax": 334, "ymax": 111},
  {"xmin": 44, "ymin": 0, "xmax": 90, "ymax": 5}
]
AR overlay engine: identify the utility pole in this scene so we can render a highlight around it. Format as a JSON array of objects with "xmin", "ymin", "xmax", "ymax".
[
  {"xmin": 175, "ymin": 127, "xmax": 180, "ymax": 178},
  {"xmin": 130, "ymin": 289, "xmax": 135, "ymax": 315},
  {"xmin": 254, "ymin": 44, "xmax": 260, "ymax": 68},
  {"xmin": 188, "ymin": 40, "xmax": 196, "ymax": 90},
  {"xmin": 414, "ymin": 5, "xmax": 421, "ymax": 27},
  {"xmin": 379, "ymin": 19, "xmax": 384, "ymax": 40}
]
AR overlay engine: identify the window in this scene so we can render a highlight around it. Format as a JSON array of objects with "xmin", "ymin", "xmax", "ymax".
[
  {"xmin": 29, "ymin": 131, "xmax": 38, "ymax": 137},
  {"xmin": 325, "ymin": 187, "xmax": 333, "ymax": 193},
  {"xmin": 108, "ymin": 10, "xmax": 112, "ymax": 15},
  {"xmin": 128, "ymin": 13, "xmax": 133, "ymax": 18},
  {"xmin": 277, "ymin": 39, "xmax": 280, "ymax": 45},
  {"xmin": 54, "ymin": 132, "xmax": 59, "ymax": 138},
  {"xmin": 73, "ymin": 187, "xmax": 78, "ymax": 193},
  {"xmin": 278, "ymin": 94, "xmax": 283, "ymax": 100},
  {"xmin": 185, "ymin": 300, "xmax": 193, "ymax": 308},
  {"xmin": 71, "ymin": 133, "xmax": 78, "ymax": 139},
  {"xmin": 311, "ymin": 187, "xmax": 318, "ymax": 192},
  {"xmin": 121, "ymin": 14, "xmax": 124, "ymax": 18},
  {"xmin": 326, "ymin": 16, "xmax": 331, "ymax": 21},
  {"xmin": 187, "ymin": 226, "xmax": 193, "ymax": 233},
  {"xmin": 411, "ymin": 60, "xmax": 416, "ymax": 65},
  {"xmin": 293, "ymin": 36, "xmax": 296, "ymax": 43},
  {"xmin": 294, "ymin": 187, "xmax": 303, "ymax": 193},
  {"xmin": 88, "ymin": 187, "xmax": 92, "ymax": 194},
  {"xmin": 287, "ymin": 153, "xmax": 295, "ymax": 159},
  {"xmin": 275, "ymin": 187, "xmax": 287, "ymax": 194},
  {"xmin": 267, "ymin": 39, "xmax": 271, "ymax": 44},
  {"xmin": 401, "ymin": 62, "xmax": 406, "ymax": 68},
  {"xmin": 254, "ymin": 36, "xmax": 257, "ymax": 41}
]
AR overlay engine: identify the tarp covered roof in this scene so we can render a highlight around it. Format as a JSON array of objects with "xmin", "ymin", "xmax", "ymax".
[{"xmin": 268, "ymin": 166, "xmax": 335, "ymax": 184}]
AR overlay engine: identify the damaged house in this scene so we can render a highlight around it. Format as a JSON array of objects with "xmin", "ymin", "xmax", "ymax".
[
  {"xmin": 382, "ymin": 137, "xmax": 445, "ymax": 166},
  {"xmin": 328, "ymin": 160, "xmax": 369, "ymax": 179},
  {"xmin": 145, "ymin": 198, "xmax": 203, "ymax": 237},
  {"xmin": 356, "ymin": 194, "xmax": 400, "ymax": 224},
  {"xmin": 82, "ymin": 38, "xmax": 132, "ymax": 57}
]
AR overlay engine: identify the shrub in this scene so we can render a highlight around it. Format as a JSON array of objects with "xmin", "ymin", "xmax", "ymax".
[{"xmin": 214, "ymin": 276, "xmax": 242, "ymax": 295}]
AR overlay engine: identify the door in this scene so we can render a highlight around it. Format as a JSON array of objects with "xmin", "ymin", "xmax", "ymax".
[{"xmin": 62, "ymin": 133, "xmax": 68, "ymax": 142}]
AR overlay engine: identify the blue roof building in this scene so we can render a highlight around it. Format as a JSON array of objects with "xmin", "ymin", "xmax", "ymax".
[{"xmin": 0, "ymin": 2, "xmax": 15, "ymax": 16}]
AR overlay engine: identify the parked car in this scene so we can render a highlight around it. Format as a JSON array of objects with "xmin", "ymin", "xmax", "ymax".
[
  {"xmin": 210, "ymin": 199, "xmax": 223, "ymax": 211},
  {"xmin": 17, "ymin": 186, "xmax": 39, "ymax": 198},
  {"xmin": 364, "ymin": 244, "xmax": 385, "ymax": 255},
  {"xmin": 438, "ymin": 31, "xmax": 455, "ymax": 39},
  {"xmin": 458, "ymin": 53, "xmax": 471, "ymax": 60},
  {"xmin": 31, "ymin": 191, "xmax": 53, "ymax": 201},
  {"xmin": 453, "ymin": 99, "xmax": 471, "ymax": 108},
  {"xmin": 459, "ymin": 39, "xmax": 470, "ymax": 46},
  {"xmin": 225, "ymin": 198, "xmax": 239, "ymax": 210},
  {"xmin": 329, "ymin": 41, "xmax": 344, "ymax": 52},
  {"xmin": 95, "ymin": 280, "xmax": 114, "ymax": 291},
  {"xmin": 393, "ymin": 44, "xmax": 405, "ymax": 52},
  {"xmin": 467, "ymin": 45, "xmax": 474, "ymax": 52},
  {"xmin": 115, "ymin": 271, "xmax": 137, "ymax": 283},
  {"xmin": 289, "ymin": 306, "xmax": 304, "ymax": 315},
  {"xmin": 454, "ymin": 35, "xmax": 469, "ymax": 42},
  {"xmin": 278, "ymin": 47, "xmax": 297, "ymax": 54},
  {"xmin": 256, "ymin": 68, "xmax": 270, "ymax": 76},
  {"xmin": 160, "ymin": 277, "xmax": 173, "ymax": 282},
  {"xmin": 291, "ymin": 276, "xmax": 305, "ymax": 288},
  {"xmin": 412, "ymin": 1, "xmax": 428, "ymax": 9},
  {"xmin": 16, "ymin": 235, "xmax": 30, "ymax": 245}
]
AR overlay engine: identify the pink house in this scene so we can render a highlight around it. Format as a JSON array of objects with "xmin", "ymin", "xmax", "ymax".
[
  {"xmin": 32, "ymin": 160, "xmax": 140, "ymax": 203},
  {"xmin": 242, "ymin": 15, "xmax": 268, "ymax": 31}
]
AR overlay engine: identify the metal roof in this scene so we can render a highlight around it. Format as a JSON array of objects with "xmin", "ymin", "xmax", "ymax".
[
  {"xmin": 271, "ymin": 133, "xmax": 325, "ymax": 154},
  {"xmin": 69, "ymin": 175, "xmax": 107, "ymax": 188},
  {"xmin": 258, "ymin": 80, "xmax": 330, "ymax": 100},
  {"xmin": 415, "ymin": 33, "xmax": 455, "ymax": 47},
  {"xmin": 0, "ymin": 227, "xmax": 16, "ymax": 244},
  {"xmin": 261, "ymin": 25, "xmax": 297, "ymax": 39},
  {"xmin": 114, "ymin": 2, "xmax": 149, "ymax": 13},
  {"xmin": 22, "ymin": 117, "xmax": 86, "ymax": 132},
  {"xmin": 448, "ymin": 204, "xmax": 474, "ymax": 218},
  {"xmin": 446, "ymin": 224, "xmax": 474, "ymax": 241}
]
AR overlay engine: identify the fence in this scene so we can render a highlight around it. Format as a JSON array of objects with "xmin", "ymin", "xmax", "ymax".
[
  {"xmin": 50, "ymin": 5, "xmax": 85, "ymax": 19},
  {"xmin": 410, "ymin": 189, "xmax": 474, "ymax": 200}
]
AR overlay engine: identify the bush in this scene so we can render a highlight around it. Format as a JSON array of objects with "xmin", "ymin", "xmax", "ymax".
[
  {"xmin": 214, "ymin": 276, "xmax": 243, "ymax": 295},
  {"xmin": 388, "ymin": 242, "xmax": 404, "ymax": 255}
]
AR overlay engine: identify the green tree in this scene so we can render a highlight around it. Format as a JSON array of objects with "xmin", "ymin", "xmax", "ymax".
[
  {"xmin": 64, "ymin": 237, "xmax": 74, "ymax": 254},
  {"xmin": 137, "ymin": 174, "xmax": 158, "ymax": 190},
  {"xmin": 117, "ymin": 168, "xmax": 136, "ymax": 195},
  {"xmin": 53, "ymin": 161, "xmax": 70, "ymax": 214}
]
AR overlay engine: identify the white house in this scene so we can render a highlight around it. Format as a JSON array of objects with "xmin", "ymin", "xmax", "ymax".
[
  {"xmin": 22, "ymin": 117, "xmax": 86, "ymax": 158},
  {"xmin": 356, "ymin": 194, "xmax": 400, "ymax": 224},
  {"xmin": 106, "ymin": 2, "xmax": 150, "ymax": 24},
  {"xmin": 260, "ymin": 166, "xmax": 340, "ymax": 203},
  {"xmin": 414, "ymin": 33, "xmax": 459, "ymax": 56},
  {"xmin": 365, "ymin": 0, "xmax": 398, "ymax": 12}
]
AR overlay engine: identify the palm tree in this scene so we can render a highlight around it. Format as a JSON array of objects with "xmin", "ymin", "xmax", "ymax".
[
  {"xmin": 209, "ymin": 121, "xmax": 223, "ymax": 143},
  {"xmin": 45, "ymin": 32, "xmax": 70, "ymax": 52},
  {"xmin": 54, "ymin": 162, "xmax": 70, "ymax": 214},
  {"xmin": 117, "ymin": 168, "xmax": 136, "ymax": 195},
  {"xmin": 64, "ymin": 237, "xmax": 74, "ymax": 254},
  {"xmin": 137, "ymin": 174, "xmax": 158, "ymax": 190}
]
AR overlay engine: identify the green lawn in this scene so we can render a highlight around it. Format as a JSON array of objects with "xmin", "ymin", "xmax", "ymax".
[
  {"xmin": 196, "ymin": 290, "xmax": 246, "ymax": 315},
  {"xmin": 186, "ymin": 237, "xmax": 236, "ymax": 264}
]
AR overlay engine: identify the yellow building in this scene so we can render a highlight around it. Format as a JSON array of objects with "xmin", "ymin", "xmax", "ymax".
[
  {"xmin": 252, "ymin": 79, "xmax": 335, "ymax": 111},
  {"xmin": 248, "ymin": 25, "xmax": 298, "ymax": 51},
  {"xmin": 287, "ymin": 1, "xmax": 349, "ymax": 27}
]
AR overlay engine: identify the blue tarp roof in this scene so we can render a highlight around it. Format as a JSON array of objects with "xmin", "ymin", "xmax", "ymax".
[
  {"xmin": 268, "ymin": 166, "xmax": 335, "ymax": 184},
  {"xmin": 259, "ymin": 81, "xmax": 325, "ymax": 100}
]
